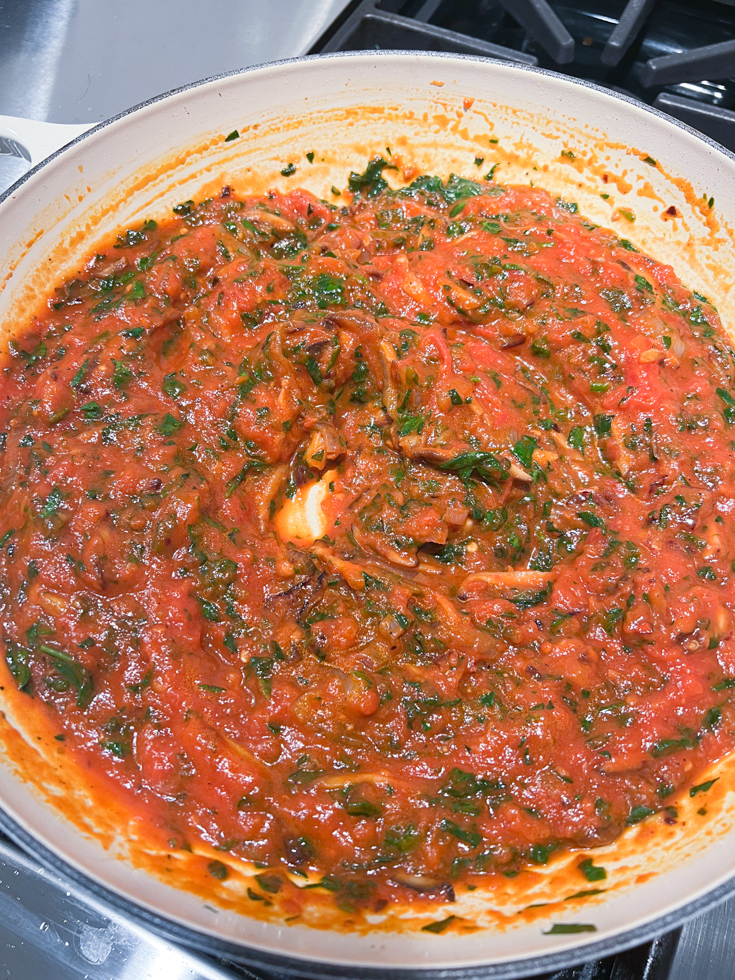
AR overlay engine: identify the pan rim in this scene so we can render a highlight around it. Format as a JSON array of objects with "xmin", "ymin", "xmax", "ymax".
[{"xmin": 2, "ymin": 47, "xmax": 735, "ymax": 977}]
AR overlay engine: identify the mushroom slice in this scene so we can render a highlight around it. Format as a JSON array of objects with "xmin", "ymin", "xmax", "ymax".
[
  {"xmin": 390, "ymin": 872, "xmax": 455, "ymax": 902},
  {"xmin": 353, "ymin": 526, "xmax": 418, "ymax": 569},
  {"xmin": 317, "ymin": 772, "xmax": 408, "ymax": 789},
  {"xmin": 243, "ymin": 209, "xmax": 295, "ymax": 233},
  {"xmin": 379, "ymin": 340, "xmax": 399, "ymax": 418},
  {"xmin": 310, "ymin": 543, "xmax": 367, "ymax": 591},
  {"xmin": 458, "ymin": 569, "xmax": 552, "ymax": 601},
  {"xmin": 325, "ymin": 308, "xmax": 380, "ymax": 334},
  {"xmin": 304, "ymin": 422, "xmax": 343, "ymax": 471},
  {"xmin": 508, "ymin": 461, "xmax": 533, "ymax": 482}
]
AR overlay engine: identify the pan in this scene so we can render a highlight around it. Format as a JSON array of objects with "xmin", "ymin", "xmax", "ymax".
[{"xmin": 1, "ymin": 51, "xmax": 735, "ymax": 978}]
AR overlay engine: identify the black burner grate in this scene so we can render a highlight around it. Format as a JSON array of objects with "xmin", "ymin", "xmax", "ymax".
[
  {"xmin": 310, "ymin": 0, "xmax": 735, "ymax": 152},
  {"xmin": 202, "ymin": 928, "xmax": 681, "ymax": 980}
]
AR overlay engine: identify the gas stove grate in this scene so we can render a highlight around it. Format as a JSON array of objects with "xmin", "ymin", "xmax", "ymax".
[
  {"xmin": 204, "ymin": 929, "xmax": 682, "ymax": 980},
  {"xmin": 311, "ymin": 0, "xmax": 735, "ymax": 152}
]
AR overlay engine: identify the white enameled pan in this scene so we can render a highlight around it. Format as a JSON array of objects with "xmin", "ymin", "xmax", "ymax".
[{"xmin": 2, "ymin": 52, "xmax": 735, "ymax": 978}]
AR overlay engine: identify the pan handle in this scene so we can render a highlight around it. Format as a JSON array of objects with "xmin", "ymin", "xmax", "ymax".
[{"xmin": 0, "ymin": 115, "xmax": 93, "ymax": 178}]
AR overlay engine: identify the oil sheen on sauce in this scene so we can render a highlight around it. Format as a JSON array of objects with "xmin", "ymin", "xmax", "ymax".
[{"xmin": 1, "ymin": 159, "xmax": 735, "ymax": 921}]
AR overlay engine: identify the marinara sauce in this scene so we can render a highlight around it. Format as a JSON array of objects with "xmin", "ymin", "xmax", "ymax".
[{"xmin": 2, "ymin": 159, "xmax": 735, "ymax": 913}]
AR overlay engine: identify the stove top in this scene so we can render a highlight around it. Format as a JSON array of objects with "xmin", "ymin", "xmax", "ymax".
[{"xmin": 1, "ymin": 1, "xmax": 735, "ymax": 977}]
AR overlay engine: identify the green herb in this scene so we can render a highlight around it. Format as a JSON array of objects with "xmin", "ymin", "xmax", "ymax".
[
  {"xmin": 578, "ymin": 512, "xmax": 603, "ymax": 528},
  {"xmin": 530, "ymin": 843, "xmax": 557, "ymax": 865},
  {"xmin": 344, "ymin": 798, "xmax": 382, "ymax": 818},
  {"xmin": 305, "ymin": 356, "xmax": 323, "ymax": 386},
  {"xmin": 384, "ymin": 824, "xmax": 419, "ymax": 852},
  {"xmin": 397, "ymin": 414, "xmax": 425, "ymax": 437},
  {"xmin": 348, "ymin": 157, "xmax": 396, "ymax": 198},
  {"xmin": 439, "ymin": 767, "xmax": 501, "ymax": 801},
  {"xmin": 651, "ymin": 733, "xmax": 698, "ymax": 758},
  {"xmin": 565, "ymin": 889, "xmax": 605, "ymax": 900},
  {"xmin": 568, "ymin": 426, "xmax": 585, "ymax": 452},
  {"xmin": 513, "ymin": 435, "xmax": 537, "ymax": 469},
  {"xmin": 446, "ymin": 220, "xmax": 470, "ymax": 239},
  {"xmin": 255, "ymin": 873, "xmax": 282, "ymax": 894},
  {"xmin": 306, "ymin": 151, "xmax": 315, "ymax": 163},
  {"xmin": 39, "ymin": 644, "xmax": 93, "ymax": 708},
  {"xmin": 115, "ymin": 223, "xmax": 156, "ymax": 249},
  {"xmin": 713, "ymin": 677, "xmax": 735, "ymax": 691},
  {"xmin": 306, "ymin": 272, "xmax": 345, "ymax": 309},
  {"xmin": 511, "ymin": 583, "xmax": 552, "ymax": 608},
  {"xmin": 626, "ymin": 805, "xmax": 656, "ymax": 825},
  {"xmin": 40, "ymin": 487, "xmax": 64, "ymax": 519},
  {"xmin": 80, "ymin": 401, "xmax": 103, "ymax": 420},
  {"xmin": 70, "ymin": 359, "xmax": 89, "ymax": 389},
  {"xmin": 197, "ymin": 597, "xmax": 221, "ymax": 622},
  {"xmin": 705, "ymin": 706, "xmax": 722, "ymax": 730},
  {"xmin": 287, "ymin": 768, "xmax": 324, "ymax": 786},
  {"xmin": 400, "ymin": 172, "xmax": 483, "ymax": 204},
  {"xmin": 422, "ymin": 916, "xmax": 456, "ymax": 934},
  {"xmin": 280, "ymin": 163, "xmax": 296, "ymax": 177},
  {"xmin": 531, "ymin": 335, "xmax": 550, "ymax": 358},
  {"xmin": 111, "ymin": 359, "xmax": 133, "ymax": 389},
  {"xmin": 439, "ymin": 819, "xmax": 481, "ymax": 848},
  {"xmin": 10, "ymin": 338, "xmax": 47, "ymax": 367},
  {"xmin": 162, "ymin": 373, "xmax": 187, "ymax": 399},
  {"xmin": 224, "ymin": 130, "xmax": 239, "ymax": 142},
  {"xmin": 208, "ymin": 860, "xmax": 229, "ymax": 879},
  {"xmin": 129, "ymin": 280, "xmax": 145, "ymax": 301},
  {"xmin": 251, "ymin": 656, "xmax": 273, "ymax": 699},
  {"xmin": 544, "ymin": 924, "xmax": 597, "ymax": 934},
  {"xmin": 438, "ymin": 451, "xmax": 509, "ymax": 485},
  {"xmin": 241, "ymin": 218, "xmax": 264, "ymax": 237},
  {"xmin": 157, "ymin": 413, "xmax": 184, "ymax": 436},
  {"xmin": 578, "ymin": 858, "xmax": 607, "ymax": 882},
  {"xmin": 690, "ymin": 778, "xmax": 718, "ymax": 797},
  {"xmin": 5, "ymin": 644, "xmax": 31, "ymax": 692},
  {"xmin": 225, "ymin": 459, "xmax": 265, "ymax": 498}
]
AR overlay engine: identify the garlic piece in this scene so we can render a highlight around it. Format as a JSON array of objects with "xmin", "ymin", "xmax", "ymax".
[{"xmin": 275, "ymin": 473, "xmax": 332, "ymax": 545}]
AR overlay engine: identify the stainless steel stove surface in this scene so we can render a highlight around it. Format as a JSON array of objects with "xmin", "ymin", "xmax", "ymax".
[{"xmin": 2, "ymin": 1, "xmax": 735, "ymax": 978}]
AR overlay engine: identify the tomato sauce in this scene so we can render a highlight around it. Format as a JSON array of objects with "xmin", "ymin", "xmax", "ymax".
[{"xmin": 2, "ymin": 158, "xmax": 735, "ymax": 914}]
